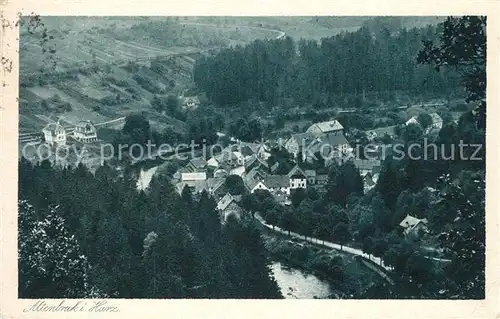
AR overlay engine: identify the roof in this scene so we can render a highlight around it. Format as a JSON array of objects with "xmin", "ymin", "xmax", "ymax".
[
  {"xmin": 207, "ymin": 177, "xmax": 225, "ymax": 193},
  {"xmin": 207, "ymin": 157, "xmax": 219, "ymax": 167},
  {"xmin": 214, "ymin": 169, "xmax": 228, "ymax": 178},
  {"xmin": 287, "ymin": 165, "xmax": 306, "ymax": 178},
  {"xmin": 189, "ymin": 157, "xmax": 207, "ymax": 169},
  {"xmin": 244, "ymin": 154, "xmax": 269, "ymax": 169},
  {"xmin": 322, "ymin": 133, "xmax": 349, "ymax": 146},
  {"xmin": 264, "ymin": 175, "xmax": 289, "ymax": 188},
  {"xmin": 42, "ymin": 122, "xmax": 66, "ymax": 135},
  {"xmin": 429, "ymin": 112, "xmax": 443, "ymax": 124},
  {"xmin": 75, "ymin": 120, "xmax": 96, "ymax": 133},
  {"xmin": 364, "ymin": 174, "xmax": 376, "ymax": 187},
  {"xmin": 305, "ymin": 133, "xmax": 350, "ymax": 155},
  {"xmin": 399, "ymin": 214, "xmax": 428, "ymax": 229},
  {"xmin": 173, "ymin": 167, "xmax": 189, "ymax": 180},
  {"xmin": 233, "ymin": 151, "xmax": 243, "ymax": 159},
  {"xmin": 181, "ymin": 172, "xmax": 207, "ymax": 181},
  {"xmin": 245, "ymin": 178, "xmax": 262, "ymax": 191},
  {"xmin": 246, "ymin": 166, "xmax": 268, "ymax": 181},
  {"xmin": 251, "ymin": 181, "xmax": 269, "ymax": 192},
  {"xmin": 270, "ymin": 162, "xmax": 280, "ymax": 173},
  {"xmin": 307, "ymin": 120, "xmax": 344, "ymax": 134},
  {"xmin": 244, "ymin": 167, "xmax": 268, "ymax": 191},
  {"xmin": 406, "ymin": 116, "xmax": 419, "ymax": 125},
  {"xmin": 229, "ymin": 166, "xmax": 245, "ymax": 177},
  {"xmin": 238, "ymin": 142, "xmax": 261, "ymax": 156},
  {"xmin": 305, "ymin": 170, "xmax": 316, "ymax": 177},
  {"xmin": 217, "ymin": 193, "xmax": 234, "ymax": 211}
]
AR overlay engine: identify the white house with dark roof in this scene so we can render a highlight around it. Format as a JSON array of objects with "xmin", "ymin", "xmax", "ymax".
[
  {"xmin": 250, "ymin": 181, "xmax": 269, "ymax": 193},
  {"xmin": 42, "ymin": 122, "xmax": 67, "ymax": 146},
  {"xmin": 399, "ymin": 214, "xmax": 429, "ymax": 237},
  {"xmin": 73, "ymin": 120, "xmax": 97, "ymax": 143},
  {"xmin": 217, "ymin": 193, "xmax": 244, "ymax": 223}
]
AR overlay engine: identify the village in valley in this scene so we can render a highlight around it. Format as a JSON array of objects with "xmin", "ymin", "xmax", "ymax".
[
  {"xmin": 23, "ymin": 107, "xmax": 445, "ymax": 236},
  {"xmin": 17, "ymin": 16, "xmax": 485, "ymax": 300}
]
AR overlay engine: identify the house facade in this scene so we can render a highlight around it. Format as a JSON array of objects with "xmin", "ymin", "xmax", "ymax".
[
  {"xmin": 289, "ymin": 173, "xmax": 307, "ymax": 190},
  {"xmin": 217, "ymin": 193, "xmax": 244, "ymax": 223},
  {"xmin": 399, "ymin": 214, "xmax": 429, "ymax": 237},
  {"xmin": 42, "ymin": 122, "xmax": 66, "ymax": 146},
  {"xmin": 250, "ymin": 181, "xmax": 269, "ymax": 193},
  {"xmin": 73, "ymin": 120, "xmax": 97, "ymax": 143}
]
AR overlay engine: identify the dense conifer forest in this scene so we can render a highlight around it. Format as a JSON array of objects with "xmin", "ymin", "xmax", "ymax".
[{"xmin": 18, "ymin": 160, "xmax": 282, "ymax": 298}]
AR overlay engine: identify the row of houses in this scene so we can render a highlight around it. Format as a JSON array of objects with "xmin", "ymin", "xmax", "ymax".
[
  {"xmin": 42, "ymin": 120, "xmax": 98, "ymax": 146},
  {"xmin": 174, "ymin": 116, "xmax": 442, "ymax": 235},
  {"xmin": 173, "ymin": 118, "xmax": 395, "ymax": 222}
]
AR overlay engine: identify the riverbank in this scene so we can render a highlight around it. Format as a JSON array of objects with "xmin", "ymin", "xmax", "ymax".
[{"xmin": 262, "ymin": 229, "xmax": 392, "ymax": 298}]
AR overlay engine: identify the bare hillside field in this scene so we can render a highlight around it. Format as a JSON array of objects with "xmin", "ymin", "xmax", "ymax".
[{"xmin": 19, "ymin": 16, "xmax": 444, "ymax": 135}]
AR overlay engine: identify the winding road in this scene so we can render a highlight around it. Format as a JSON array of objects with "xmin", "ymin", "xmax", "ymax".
[
  {"xmin": 255, "ymin": 213, "xmax": 395, "ymax": 285},
  {"xmin": 257, "ymin": 213, "xmax": 451, "ymax": 280}
]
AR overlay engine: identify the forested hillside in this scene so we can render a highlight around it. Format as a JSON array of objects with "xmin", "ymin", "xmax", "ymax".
[
  {"xmin": 18, "ymin": 159, "xmax": 282, "ymax": 298},
  {"xmin": 194, "ymin": 23, "xmax": 459, "ymax": 107}
]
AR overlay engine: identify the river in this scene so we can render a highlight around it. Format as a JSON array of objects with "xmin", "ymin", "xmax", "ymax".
[{"xmin": 270, "ymin": 261, "xmax": 334, "ymax": 299}]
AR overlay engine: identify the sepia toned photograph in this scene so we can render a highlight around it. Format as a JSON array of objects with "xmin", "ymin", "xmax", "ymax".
[{"xmin": 15, "ymin": 15, "xmax": 486, "ymax": 301}]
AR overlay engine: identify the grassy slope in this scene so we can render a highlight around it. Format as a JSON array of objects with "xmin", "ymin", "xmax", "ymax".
[{"xmin": 19, "ymin": 16, "xmax": 444, "ymax": 134}]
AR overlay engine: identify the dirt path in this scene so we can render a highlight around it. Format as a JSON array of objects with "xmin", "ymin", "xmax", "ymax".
[
  {"xmin": 255, "ymin": 213, "xmax": 393, "ymax": 271},
  {"xmin": 181, "ymin": 22, "xmax": 286, "ymax": 40}
]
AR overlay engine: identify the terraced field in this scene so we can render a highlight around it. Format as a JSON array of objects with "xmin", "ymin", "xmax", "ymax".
[{"xmin": 18, "ymin": 16, "xmax": 378, "ymax": 136}]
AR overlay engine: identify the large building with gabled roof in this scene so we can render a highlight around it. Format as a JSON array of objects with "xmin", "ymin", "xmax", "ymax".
[{"xmin": 306, "ymin": 119, "xmax": 344, "ymax": 136}]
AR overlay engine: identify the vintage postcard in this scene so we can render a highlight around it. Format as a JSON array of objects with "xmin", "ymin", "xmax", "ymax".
[{"xmin": 1, "ymin": 0, "xmax": 499, "ymax": 318}]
